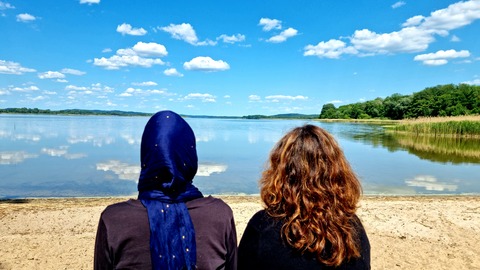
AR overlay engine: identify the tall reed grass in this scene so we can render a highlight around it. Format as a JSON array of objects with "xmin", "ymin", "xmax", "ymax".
[{"xmin": 391, "ymin": 115, "xmax": 480, "ymax": 138}]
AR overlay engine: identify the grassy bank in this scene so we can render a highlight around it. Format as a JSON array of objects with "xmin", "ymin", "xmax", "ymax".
[{"xmin": 391, "ymin": 115, "xmax": 480, "ymax": 138}]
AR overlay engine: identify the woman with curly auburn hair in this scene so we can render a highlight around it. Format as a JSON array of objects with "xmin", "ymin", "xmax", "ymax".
[{"xmin": 238, "ymin": 124, "xmax": 370, "ymax": 269}]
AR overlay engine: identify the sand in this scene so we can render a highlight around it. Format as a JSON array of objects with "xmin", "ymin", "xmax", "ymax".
[{"xmin": 1, "ymin": 195, "xmax": 479, "ymax": 270}]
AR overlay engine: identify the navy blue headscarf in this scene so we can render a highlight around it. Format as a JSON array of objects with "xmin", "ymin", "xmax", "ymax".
[{"xmin": 138, "ymin": 110, "xmax": 203, "ymax": 270}]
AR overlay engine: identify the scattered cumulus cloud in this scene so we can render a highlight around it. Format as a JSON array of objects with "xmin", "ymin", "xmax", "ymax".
[
  {"xmin": 259, "ymin": 17, "xmax": 297, "ymax": 43},
  {"xmin": 462, "ymin": 78, "xmax": 480, "ymax": 85},
  {"xmin": 0, "ymin": 1, "xmax": 15, "ymax": 10},
  {"xmin": 119, "ymin": 87, "xmax": 167, "ymax": 97},
  {"xmin": 414, "ymin": 49, "xmax": 470, "ymax": 65},
  {"xmin": 38, "ymin": 71, "xmax": 66, "ymax": 79},
  {"xmin": 93, "ymin": 42, "xmax": 167, "ymax": 70},
  {"xmin": 183, "ymin": 93, "xmax": 216, "ymax": 103},
  {"xmin": 304, "ymin": 39, "xmax": 357, "ymax": 59},
  {"xmin": 267, "ymin": 28, "xmax": 298, "ymax": 43},
  {"xmin": 160, "ymin": 23, "xmax": 216, "ymax": 46},
  {"xmin": 450, "ymin": 35, "xmax": 460, "ymax": 42},
  {"xmin": 327, "ymin": 100, "xmax": 343, "ymax": 104},
  {"xmin": 265, "ymin": 95, "xmax": 308, "ymax": 101},
  {"xmin": 183, "ymin": 56, "xmax": 230, "ymax": 72},
  {"xmin": 116, "ymin": 23, "xmax": 147, "ymax": 36},
  {"xmin": 259, "ymin": 18, "xmax": 282, "ymax": 31},
  {"xmin": 10, "ymin": 85, "xmax": 39, "ymax": 92},
  {"xmin": 164, "ymin": 68, "xmax": 184, "ymax": 77},
  {"xmin": 248, "ymin": 95, "xmax": 261, "ymax": 102},
  {"xmin": 217, "ymin": 34, "xmax": 246, "ymax": 44},
  {"xmin": 16, "ymin": 13, "xmax": 36, "ymax": 22},
  {"xmin": 132, "ymin": 81, "xmax": 157, "ymax": 86},
  {"xmin": 392, "ymin": 1, "xmax": 406, "ymax": 9},
  {"xmin": 304, "ymin": 0, "xmax": 480, "ymax": 59},
  {"xmin": 79, "ymin": 0, "xmax": 100, "ymax": 4},
  {"xmin": 0, "ymin": 60, "xmax": 36, "ymax": 74},
  {"xmin": 61, "ymin": 68, "xmax": 86, "ymax": 75}
]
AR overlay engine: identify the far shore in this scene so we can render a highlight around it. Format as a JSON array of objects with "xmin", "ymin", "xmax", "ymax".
[{"xmin": 1, "ymin": 195, "xmax": 479, "ymax": 270}]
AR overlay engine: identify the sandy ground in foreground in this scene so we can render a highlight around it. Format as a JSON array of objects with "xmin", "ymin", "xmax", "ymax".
[{"xmin": 0, "ymin": 196, "xmax": 479, "ymax": 270}]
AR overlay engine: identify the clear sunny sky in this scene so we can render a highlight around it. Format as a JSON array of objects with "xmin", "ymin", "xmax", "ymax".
[{"xmin": 1, "ymin": 0, "xmax": 479, "ymax": 116}]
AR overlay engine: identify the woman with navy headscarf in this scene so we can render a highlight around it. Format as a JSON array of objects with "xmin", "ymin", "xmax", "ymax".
[{"xmin": 94, "ymin": 110, "xmax": 238, "ymax": 270}]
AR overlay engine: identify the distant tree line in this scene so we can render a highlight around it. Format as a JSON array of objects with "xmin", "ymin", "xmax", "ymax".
[
  {"xmin": 319, "ymin": 84, "xmax": 480, "ymax": 120},
  {"xmin": 0, "ymin": 108, "xmax": 152, "ymax": 116}
]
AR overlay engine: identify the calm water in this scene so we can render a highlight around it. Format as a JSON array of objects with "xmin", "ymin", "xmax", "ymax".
[{"xmin": 1, "ymin": 114, "xmax": 479, "ymax": 198}]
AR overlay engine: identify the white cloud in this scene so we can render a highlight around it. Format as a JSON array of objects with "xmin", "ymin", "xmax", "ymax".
[
  {"xmin": 93, "ymin": 42, "xmax": 166, "ymax": 70},
  {"xmin": 462, "ymin": 79, "xmax": 480, "ymax": 85},
  {"xmin": 248, "ymin": 95, "xmax": 261, "ymax": 102},
  {"xmin": 304, "ymin": 39, "xmax": 357, "ymax": 58},
  {"xmin": 38, "ymin": 71, "xmax": 65, "ymax": 79},
  {"xmin": 160, "ymin": 23, "xmax": 216, "ymax": 46},
  {"xmin": 0, "ymin": 60, "xmax": 36, "ymax": 74},
  {"xmin": 259, "ymin": 18, "xmax": 282, "ymax": 31},
  {"xmin": 80, "ymin": 0, "xmax": 100, "ymax": 4},
  {"xmin": 265, "ymin": 95, "xmax": 308, "ymax": 101},
  {"xmin": 11, "ymin": 85, "xmax": 39, "ymax": 92},
  {"xmin": 132, "ymin": 81, "xmax": 157, "ymax": 86},
  {"xmin": 327, "ymin": 100, "xmax": 343, "ymax": 104},
  {"xmin": 402, "ymin": 15, "xmax": 425, "ymax": 27},
  {"xmin": 183, "ymin": 93, "xmax": 216, "ymax": 103},
  {"xmin": 350, "ymin": 27, "xmax": 435, "ymax": 54},
  {"xmin": 66, "ymin": 83, "xmax": 114, "ymax": 94},
  {"xmin": 450, "ymin": 35, "xmax": 460, "ymax": 42},
  {"xmin": 119, "ymin": 87, "xmax": 167, "ymax": 97},
  {"xmin": 305, "ymin": 0, "xmax": 480, "ymax": 58},
  {"xmin": 131, "ymin": 42, "xmax": 167, "ymax": 57},
  {"xmin": 16, "ymin": 13, "xmax": 36, "ymax": 22},
  {"xmin": 217, "ymin": 34, "xmax": 246, "ymax": 44},
  {"xmin": 102, "ymin": 48, "xmax": 112, "ymax": 53},
  {"xmin": 267, "ymin": 27, "xmax": 298, "ymax": 43},
  {"xmin": 164, "ymin": 68, "xmax": 183, "ymax": 77},
  {"xmin": 116, "ymin": 23, "xmax": 147, "ymax": 36},
  {"xmin": 61, "ymin": 68, "xmax": 86, "ymax": 75},
  {"xmin": 183, "ymin": 56, "xmax": 230, "ymax": 72},
  {"xmin": 414, "ymin": 49, "xmax": 470, "ymax": 65},
  {"xmin": 392, "ymin": 1, "xmax": 406, "ymax": 9},
  {"xmin": 0, "ymin": 2, "xmax": 15, "ymax": 10}
]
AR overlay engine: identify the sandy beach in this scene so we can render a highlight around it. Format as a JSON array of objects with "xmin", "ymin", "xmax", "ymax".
[{"xmin": 1, "ymin": 195, "xmax": 479, "ymax": 270}]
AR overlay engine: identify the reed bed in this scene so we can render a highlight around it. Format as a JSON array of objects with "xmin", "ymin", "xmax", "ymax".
[{"xmin": 392, "ymin": 115, "xmax": 480, "ymax": 138}]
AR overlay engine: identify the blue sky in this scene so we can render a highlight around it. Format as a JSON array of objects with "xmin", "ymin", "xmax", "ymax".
[{"xmin": 1, "ymin": 0, "xmax": 479, "ymax": 116}]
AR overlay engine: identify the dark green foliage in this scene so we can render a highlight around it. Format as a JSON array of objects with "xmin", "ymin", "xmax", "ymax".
[{"xmin": 318, "ymin": 84, "xmax": 480, "ymax": 120}]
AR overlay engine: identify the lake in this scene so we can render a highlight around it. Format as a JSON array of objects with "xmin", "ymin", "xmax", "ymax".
[{"xmin": 1, "ymin": 114, "xmax": 479, "ymax": 198}]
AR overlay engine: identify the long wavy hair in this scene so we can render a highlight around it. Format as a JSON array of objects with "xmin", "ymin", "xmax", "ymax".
[{"xmin": 260, "ymin": 124, "xmax": 362, "ymax": 266}]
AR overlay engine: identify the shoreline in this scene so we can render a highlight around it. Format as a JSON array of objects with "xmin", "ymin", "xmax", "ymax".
[{"xmin": 1, "ymin": 195, "xmax": 479, "ymax": 269}]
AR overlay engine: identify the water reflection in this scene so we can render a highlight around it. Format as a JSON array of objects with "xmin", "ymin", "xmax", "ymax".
[
  {"xmin": 0, "ymin": 115, "xmax": 479, "ymax": 198},
  {"xmin": 96, "ymin": 160, "xmax": 139, "ymax": 181},
  {"xmin": 0, "ymin": 151, "xmax": 38, "ymax": 164},
  {"xmin": 405, "ymin": 175, "xmax": 458, "ymax": 192},
  {"xmin": 197, "ymin": 163, "xmax": 228, "ymax": 177},
  {"xmin": 347, "ymin": 124, "xmax": 480, "ymax": 164}
]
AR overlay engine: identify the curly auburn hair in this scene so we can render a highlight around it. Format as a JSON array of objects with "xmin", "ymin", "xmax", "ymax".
[{"xmin": 260, "ymin": 124, "xmax": 362, "ymax": 266}]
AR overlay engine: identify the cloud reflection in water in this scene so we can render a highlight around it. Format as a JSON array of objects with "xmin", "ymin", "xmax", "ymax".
[
  {"xmin": 405, "ymin": 175, "xmax": 458, "ymax": 192},
  {"xmin": 0, "ymin": 151, "xmax": 38, "ymax": 165}
]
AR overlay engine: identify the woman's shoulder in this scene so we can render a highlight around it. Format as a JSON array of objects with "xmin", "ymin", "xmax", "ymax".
[{"xmin": 187, "ymin": 196, "xmax": 234, "ymax": 214}]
